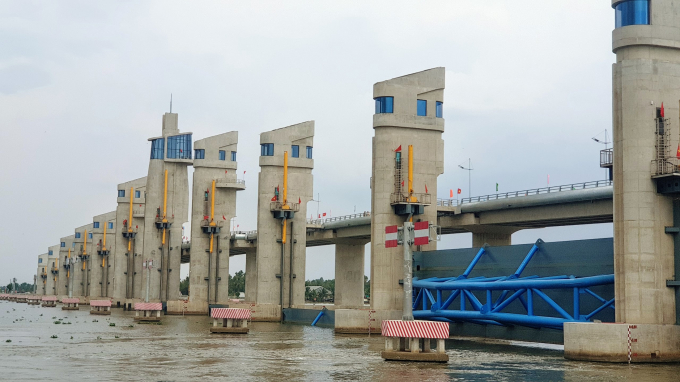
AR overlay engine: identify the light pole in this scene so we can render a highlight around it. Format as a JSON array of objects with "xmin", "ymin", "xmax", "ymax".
[
  {"xmin": 592, "ymin": 129, "xmax": 611, "ymax": 181},
  {"xmin": 458, "ymin": 159, "xmax": 473, "ymax": 199}
]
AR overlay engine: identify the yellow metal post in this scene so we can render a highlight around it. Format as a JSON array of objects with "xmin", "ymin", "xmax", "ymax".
[
  {"xmin": 210, "ymin": 179, "xmax": 216, "ymax": 226},
  {"xmin": 282, "ymin": 218, "xmax": 287, "ymax": 244},
  {"xmin": 162, "ymin": 169, "xmax": 168, "ymax": 245},
  {"xmin": 408, "ymin": 145, "xmax": 418, "ymax": 203},
  {"xmin": 128, "ymin": 187, "xmax": 134, "ymax": 251},
  {"xmin": 67, "ymin": 248, "xmax": 71, "ymax": 278},
  {"xmin": 282, "ymin": 151, "xmax": 289, "ymax": 209}
]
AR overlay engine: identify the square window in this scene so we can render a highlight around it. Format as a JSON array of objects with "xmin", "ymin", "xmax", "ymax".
[
  {"xmin": 135, "ymin": 190, "xmax": 141, "ymax": 198},
  {"xmin": 306, "ymin": 146, "xmax": 313, "ymax": 159},
  {"xmin": 417, "ymin": 99, "xmax": 427, "ymax": 116},
  {"xmin": 88, "ymin": 233, "xmax": 93, "ymax": 239},
  {"xmin": 436, "ymin": 101, "xmax": 443, "ymax": 118},
  {"xmin": 292, "ymin": 145, "xmax": 299, "ymax": 158},
  {"xmin": 49, "ymin": 250, "xmax": 53, "ymax": 256},
  {"xmin": 194, "ymin": 149, "xmax": 205, "ymax": 159},
  {"xmin": 93, "ymin": 222, "xmax": 100, "ymax": 229},
  {"xmin": 231, "ymin": 151, "xmax": 237, "ymax": 161},
  {"xmin": 61, "ymin": 242, "xmax": 66, "ymax": 247},
  {"xmin": 39, "ymin": 258, "xmax": 42, "ymax": 263},
  {"xmin": 108, "ymin": 222, "xmax": 113, "ymax": 229},
  {"xmin": 118, "ymin": 190, "xmax": 125, "ymax": 198},
  {"xmin": 374, "ymin": 97, "xmax": 394, "ymax": 114},
  {"xmin": 219, "ymin": 150, "xmax": 226, "ymax": 161},
  {"xmin": 261, "ymin": 143, "xmax": 274, "ymax": 156},
  {"xmin": 75, "ymin": 232, "xmax": 81, "ymax": 239}
]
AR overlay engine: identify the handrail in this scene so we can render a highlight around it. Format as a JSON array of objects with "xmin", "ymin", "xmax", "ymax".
[
  {"xmin": 436, "ymin": 180, "xmax": 612, "ymax": 207},
  {"xmin": 306, "ymin": 212, "xmax": 370, "ymax": 225}
]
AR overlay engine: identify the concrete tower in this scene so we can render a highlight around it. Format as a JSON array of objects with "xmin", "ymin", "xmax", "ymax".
[
  {"xmin": 46, "ymin": 245, "xmax": 60, "ymax": 296},
  {"xmin": 37, "ymin": 253, "xmax": 48, "ymax": 295},
  {"xmin": 58, "ymin": 235, "xmax": 75, "ymax": 298},
  {"xmin": 141, "ymin": 113, "xmax": 191, "ymax": 303},
  {"xmin": 246, "ymin": 122, "xmax": 314, "ymax": 321},
  {"xmin": 565, "ymin": 1, "xmax": 680, "ymax": 362},
  {"xmin": 177, "ymin": 131, "xmax": 244, "ymax": 315},
  {"xmin": 113, "ymin": 177, "xmax": 147, "ymax": 308},
  {"xmin": 74, "ymin": 223, "xmax": 94, "ymax": 300},
  {"xmin": 336, "ymin": 68, "xmax": 445, "ymax": 332},
  {"xmin": 90, "ymin": 211, "xmax": 116, "ymax": 298}
]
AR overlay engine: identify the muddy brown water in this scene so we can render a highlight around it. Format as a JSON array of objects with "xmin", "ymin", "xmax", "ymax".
[{"xmin": 1, "ymin": 301, "xmax": 678, "ymax": 381}]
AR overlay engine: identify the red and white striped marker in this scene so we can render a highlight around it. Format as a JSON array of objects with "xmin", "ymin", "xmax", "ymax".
[
  {"xmin": 414, "ymin": 221, "xmax": 429, "ymax": 246},
  {"xmin": 385, "ymin": 225, "xmax": 398, "ymax": 248}
]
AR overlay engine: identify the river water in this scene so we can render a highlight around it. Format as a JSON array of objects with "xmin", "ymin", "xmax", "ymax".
[{"xmin": 1, "ymin": 301, "xmax": 678, "ymax": 381}]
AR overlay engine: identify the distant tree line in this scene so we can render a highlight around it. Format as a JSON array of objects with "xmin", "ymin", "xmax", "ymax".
[{"xmin": 4, "ymin": 282, "xmax": 34, "ymax": 293}]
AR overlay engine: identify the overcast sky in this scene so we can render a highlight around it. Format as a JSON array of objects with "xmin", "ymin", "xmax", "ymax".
[{"xmin": 0, "ymin": 1, "xmax": 615, "ymax": 285}]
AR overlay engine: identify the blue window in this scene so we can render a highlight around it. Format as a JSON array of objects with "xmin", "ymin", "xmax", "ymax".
[
  {"xmin": 615, "ymin": 0, "xmax": 649, "ymax": 28},
  {"xmin": 93, "ymin": 222, "xmax": 100, "ymax": 229},
  {"xmin": 135, "ymin": 190, "xmax": 141, "ymax": 198},
  {"xmin": 219, "ymin": 150, "xmax": 226, "ymax": 161},
  {"xmin": 436, "ymin": 101, "xmax": 443, "ymax": 118},
  {"xmin": 374, "ymin": 96, "xmax": 394, "ymax": 114},
  {"xmin": 150, "ymin": 138, "xmax": 165, "ymax": 159},
  {"xmin": 261, "ymin": 143, "xmax": 274, "ymax": 156},
  {"xmin": 417, "ymin": 100, "xmax": 427, "ymax": 116},
  {"xmin": 75, "ymin": 232, "xmax": 81, "ymax": 239},
  {"xmin": 108, "ymin": 222, "xmax": 113, "ymax": 229},
  {"xmin": 61, "ymin": 242, "xmax": 65, "ymax": 247},
  {"xmin": 88, "ymin": 233, "xmax": 93, "ymax": 239},
  {"xmin": 39, "ymin": 258, "xmax": 42, "ymax": 263},
  {"xmin": 292, "ymin": 145, "xmax": 299, "ymax": 158},
  {"xmin": 118, "ymin": 190, "xmax": 125, "ymax": 198},
  {"xmin": 49, "ymin": 250, "xmax": 53, "ymax": 256},
  {"xmin": 231, "ymin": 151, "xmax": 237, "ymax": 161},
  {"xmin": 167, "ymin": 134, "xmax": 192, "ymax": 159},
  {"xmin": 306, "ymin": 146, "xmax": 313, "ymax": 159},
  {"xmin": 194, "ymin": 149, "xmax": 205, "ymax": 159}
]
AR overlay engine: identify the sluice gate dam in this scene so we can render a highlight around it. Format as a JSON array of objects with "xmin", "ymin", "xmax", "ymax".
[{"xmin": 27, "ymin": 0, "xmax": 680, "ymax": 363}]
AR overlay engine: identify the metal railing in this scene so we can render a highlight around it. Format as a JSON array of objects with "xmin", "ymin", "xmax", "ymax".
[
  {"xmin": 600, "ymin": 148, "xmax": 613, "ymax": 168},
  {"xmin": 270, "ymin": 201, "xmax": 300, "ymax": 212},
  {"xmin": 390, "ymin": 192, "xmax": 432, "ymax": 205},
  {"xmin": 652, "ymin": 157, "xmax": 680, "ymax": 176},
  {"xmin": 437, "ymin": 180, "xmax": 613, "ymax": 207},
  {"xmin": 306, "ymin": 212, "xmax": 370, "ymax": 225}
]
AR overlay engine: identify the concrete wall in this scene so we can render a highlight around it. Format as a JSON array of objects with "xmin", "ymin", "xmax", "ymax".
[
  {"xmin": 253, "ymin": 121, "xmax": 314, "ymax": 317},
  {"xmin": 73, "ymin": 222, "xmax": 94, "ymax": 298},
  {"xmin": 89, "ymin": 211, "xmax": 116, "ymax": 298},
  {"xmin": 612, "ymin": 0, "xmax": 680, "ymax": 324},
  {"xmin": 141, "ymin": 113, "xmax": 190, "ymax": 302},
  {"xmin": 45, "ymin": 245, "xmax": 60, "ymax": 296},
  {"xmin": 186, "ymin": 131, "xmax": 242, "ymax": 314},
  {"xmin": 370, "ymin": 68, "xmax": 445, "ymax": 313},
  {"xmin": 58, "ymin": 235, "xmax": 75, "ymax": 297},
  {"xmin": 36, "ymin": 253, "xmax": 48, "ymax": 295},
  {"xmin": 113, "ymin": 177, "xmax": 147, "ymax": 306}
]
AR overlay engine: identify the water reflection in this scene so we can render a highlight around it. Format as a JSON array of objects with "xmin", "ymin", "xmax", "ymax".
[{"xmin": 1, "ymin": 301, "xmax": 679, "ymax": 381}]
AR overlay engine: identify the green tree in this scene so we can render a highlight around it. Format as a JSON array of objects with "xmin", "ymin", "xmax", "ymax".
[
  {"xmin": 364, "ymin": 276, "xmax": 370, "ymax": 299},
  {"xmin": 228, "ymin": 271, "xmax": 245, "ymax": 297},
  {"xmin": 179, "ymin": 276, "xmax": 190, "ymax": 295}
]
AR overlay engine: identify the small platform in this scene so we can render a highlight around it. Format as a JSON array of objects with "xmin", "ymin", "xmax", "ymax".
[
  {"xmin": 210, "ymin": 308, "xmax": 251, "ymax": 334},
  {"xmin": 27, "ymin": 296, "xmax": 41, "ymax": 305},
  {"xmin": 90, "ymin": 299, "xmax": 112, "ymax": 315},
  {"xmin": 62, "ymin": 298, "xmax": 80, "ymax": 310},
  {"xmin": 41, "ymin": 296, "xmax": 58, "ymax": 307},
  {"xmin": 134, "ymin": 302, "xmax": 163, "ymax": 322},
  {"xmin": 381, "ymin": 320, "xmax": 449, "ymax": 363}
]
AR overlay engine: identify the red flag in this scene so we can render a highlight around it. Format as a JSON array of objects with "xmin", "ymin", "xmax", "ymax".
[
  {"xmin": 676, "ymin": 143, "xmax": 680, "ymax": 159},
  {"xmin": 298, "ymin": 197, "xmax": 301, "ymax": 204},
  {"xmin": 203, "ymin": 215, "xmax": 209, "ymax": 220},
  {"xmin": 457, "ymin": 188, "xmax": 462, "ymax": 195},
  {"xmin": 318, "ymin": 214, "xmax": 320, "ymax": 218},
  {"xmin": 425, "ymin": 184, "xmax": 428, "ymax": 193},
  {"xmin": 222, "ymin": 215, "xmax": 226, "ymax": 220},
  {"xmin": 225, "ymin": 170, "xmax": 228, "ymax": 174},
  {"xmin": 449, "ymin": 189, "xmax": 453, "ymax": 198},
  {"xmin": 661, "ymin": 102, "xmax": 665, "ymax": 118},
  {"xmin": 244, "ymin": 171, "xmax": 246, "ymax": 174},
  {"xmin": 401, "ymin": 181, "xmax": 404, "ymax": 187},
  {"xmin": 323, "ymin": 212, "xmax": 327, "ymax": 217},
  {"xmin": 395, "ymin": 145, "xmax": 402, "ymax": 152},
  {"xmin": 179, "ymin": 149, "xmax": 183, "ymax": 153},
  {"xmin": 271, "ymin": 196, "xmax": 277, "ymax": 201}
]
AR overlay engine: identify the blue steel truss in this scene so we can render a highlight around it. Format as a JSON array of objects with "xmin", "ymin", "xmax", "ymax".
[{"xmin": 412, "ymin": 241, "xmax": 615, "ymax": 330}]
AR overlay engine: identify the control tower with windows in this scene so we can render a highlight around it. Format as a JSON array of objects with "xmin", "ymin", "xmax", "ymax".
[
  {"xmin": 336, "ymin": 68, "xmax": 445, "ymax": 332},
  {"xmin": 141, "ymin": 113, "xmax": 191, "ymax": 303},
  {"xmin": 36, "ymin": 253, "xmax": 48, "ymax": 296},
  {"xmin": 564, "ymin": 1, "xmax": 680, "ymax": 362},
  {"xmin": 45, "ymin": 245, "xmax": 60, "ymax": 296},
  {"xmin": 170, "ymin": 131, "xmax": 245, "ymax": 315}
]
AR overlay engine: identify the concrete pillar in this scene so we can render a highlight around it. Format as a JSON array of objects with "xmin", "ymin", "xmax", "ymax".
[
  {"xmin": 73, "ymin": 223, "xmax": 94, "ymax": 299},
  {"xmin": 469, "ymin": 227, "xmax": 519, "ymax": 247},
  {"xmin": 181, "ymin": 131, "xmax": 244, "ymax": 315},
  {"xmin": 245, "ymin": 248, "xmax": 257, "ymax": 302},
  {"xmin": 254, "ymin": 121, "xmax": 314, "ymax": 320},
  {"xmin": 334, "ymin": 239, "xmax": 368, "ymax": 308},
  {"xmin": 112, "ymin": 177, "xmax": 147, "ymax": 307},
  {"xmin": 564, "ymin": 1, "xmax": 680, "ymax": 362},
  {"xmin": 337, "ymin": 68, "xmax": 445, "ymax": 333},
  {"xmin": 45, "ymin": 245, "xmax": 60, "ymax": 296},
  {"xmin": 58, "ymin": 235, "xmax": 75, "ymax": 298},
  {"xmin": 141, "ymin": 113, "xmax": 191, "ymax": 303},
  {"xmin": 36, "ymin": 253, "xmax": 47, "ymax": 296},
  {"xmin": 90, "ymin": 211, "xmax": 116, "ymax": 298}
]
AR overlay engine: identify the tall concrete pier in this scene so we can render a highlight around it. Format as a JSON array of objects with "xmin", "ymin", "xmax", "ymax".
[
  {"xmin": 37, "ymin": 253, "xmax": 48, "ymax": 295},
  {"xmin": 58, "ymin": 235, "xmax": 75, "ymax": 298},
  {"xmin": 244, "ymin": 122, "xmax": 314, "ymax": 321},
  {"xmin": 175, "ymin": 132, "xmax": 244, "ymax": 314},
  {"xmin": 74, "ymin": 223, "xmax": 94, "ymax": 300},
  {"xmin": 565, "ymin": 0, "xmax": 680, "ymax": 362},
  {"xmin": 45, "ymin": 245, "xmax": 60, "ymax": 296},
  {"xmin": 113, "ymin": 177, "xmax": 147, "ymax": 308},
  {"xmin": 90, "ymin": 211, "xmax": 116, "ymax": 298},
  {"xmin": 141, "ymin": 113, "xmax": 191, "ymax": 303},
  {"xmin": 336, "ymin": 68, "xmax": 445, "ymax": 332}
]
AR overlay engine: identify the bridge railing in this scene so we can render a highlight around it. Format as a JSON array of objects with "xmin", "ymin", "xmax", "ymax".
[
  {"xmin": 436, "ymin": 180, "xmax": 612, "ymax": 207},
  {"xmin": 306, "ymin": 212, "xmax": 370, "ymax": 225}
]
